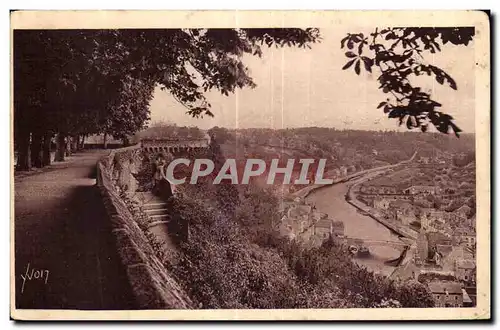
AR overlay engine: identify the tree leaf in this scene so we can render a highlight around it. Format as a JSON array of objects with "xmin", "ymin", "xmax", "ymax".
[
  {"xmin": 358, "ymin": 43, "xmax": 363, "ymax": 55},
  {"xmin": 362, "ymin": 57, "xmax": 373, "ymax": 73},
  {"xmin": 342, "ymin": 59, "xmax": 356, "ymax": 70},
  {"xmin": 345, "ymin": 51, "xmax": 357, "ymax": 58},
  {"xmin": 354, "ymin": 60, "xmax": 361, "ymax": 75}
]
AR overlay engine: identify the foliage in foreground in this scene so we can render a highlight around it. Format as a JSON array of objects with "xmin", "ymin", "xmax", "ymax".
[
  {"xmin": 341, "ymin": 27, "xmax": 475, "ymax": 136},
  {"xmin": 166, "ymin": 187, "xmax": 434, "ymax": 309}
]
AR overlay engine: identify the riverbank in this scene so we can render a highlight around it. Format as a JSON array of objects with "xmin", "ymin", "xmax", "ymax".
[
  {"xmin": 296, "ymin": 152, "xmax": 418, "ymax": 276},
  {"xmin": 292, "ymin": 151, "xmax": 418, "ymax": 234}
]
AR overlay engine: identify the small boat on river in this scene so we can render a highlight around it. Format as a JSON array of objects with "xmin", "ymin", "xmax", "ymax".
[{"xmin": 357, "ymin": 246, "xmax": 370, "ymax": 258}]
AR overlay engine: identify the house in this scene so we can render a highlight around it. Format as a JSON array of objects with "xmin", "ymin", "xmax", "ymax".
[
  {"xmin": 360, "ymin": 185, "xmax": 398, "ymax": 195},
  {"xmin": 418, "ymin": 156, "xmax": 431, "ymax": 164},
  {"xmin": 455, "ymin": 259, "xmax": 476, "ymax": 283},
  {"xmin": 278, "ymin": 221, "xmax": 296, "ymax": 241},
  {"xmin": 439, "ymin": 245, "xmax": 475, "ymax": 273},
  {"xmin": 403, "ymin": 185, "xmax": 437, "ymax": 195},
  {"xmin": 423, "ymin": 232, "xmax": 453, "ymax": 266},
  {"xmin": 391, "ymin": 200, "xmax": 417, "ymax": 225},
  {"xmin": 331, "ymin": 220, "xmax": 345, "ymax": 237},
  {"xmin": 313, "ymin": 218, "xmax": 344, "ymax": 239},
  {"xmin": 84, "ymin": 134, "xmax": 124, "ymax": 149},
  {"xmin": 373, "ymin": 197, "xmax": 390, "ymax": 210},
  {"xmin": 464, "ymin": 286, "xmax": 477, "ymax": 306},
  {"xmin": 427, "ymin": 232, "xmax": 452, "ymax": 249},
  {"xmin": 313, "ymin": 218, "xmax": 333, "ymax": 239},
  {"xmin": 428, "ymin": 281, "xmax": 464, "ymax": 307},
  {"xmin": 421, "ymin": 209, "xmax": 465, "ymax": 231},
  {"xmin": 462, "ymin": 289, "xmax": 474, "ymax": 307},
  {"xmin": 287, "ymin": 204, "xmax": 312, "ymax": 221},
  {"xmin": 311, "ymin": 211, "xmax": 328, "ymax": 222},
  {"xmin": 455, "ymin": 205, "xmax": 472, "ymax": 218},
  {"xmin": 453, "ymin": 227, "xmax": 476, "ymax": 248},
  {"xmin": 330, "ymin": 169, "xmax": 341, "ymax": 178},
  {"xmin": 414, "ymin": 197, "xmax": 434, "ymax": 208},
  {"xmin": 339, "ymin": 166, "xmax": 348, "ymax": 177}
]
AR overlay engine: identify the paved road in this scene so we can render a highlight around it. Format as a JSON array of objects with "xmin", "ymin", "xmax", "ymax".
[{"xmin": 14, "ymin": 150, "xmax": 137, "ymax": 310}]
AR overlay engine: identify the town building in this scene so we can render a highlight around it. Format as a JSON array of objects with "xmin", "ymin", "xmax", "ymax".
[
  {"xmin": 331, "ymin": 220, "xmax": 345, "ymax": 237},
  {"xmin": 428, "ymin": 281, "xmax": 464, "ymax": 307},
  {"xmin": 415, "ymin": 231, "xmax": 429, "ymax": 265},
  {"xmin": 339, "ymin": 166, "xmax": 348, "ymax": 177},
  {"xmin": 455, "ymin": 259, "xmax": 476, "ymax": 283},
  {"xmin": 361, "ymin": 185, "xmax": 399, "ymax": 195},
  {"xmin": 83, "ymin": 134, "xmax": 124, "ymax": 149},
  {"xmin": 373, "ymin": 197, "xmax": 391, "ymax": 210},
  {"xmin": 455, "ymin": 205, "xmax": 472, "ymax": 219},
  {"xmin": 464, "ymin": 286, "xmax": 477, "ymax": 307},
  {"xmin": 391, "ymin": 200, "xmax": 417, "ymax": 225},
  {"xmin": 453, "ymin": 227, "xmax": 476, "ymax": 248},
  {"xmin": 462, "ymin": 289, "xmax": 474, "ymax": 307},
  {"xmin": 403, "ymin": 185, "xmax": 437, "ymax": 195},
  {"xmin": 313, "ymin": 218, "xmax": 341, "ymax": 239}
]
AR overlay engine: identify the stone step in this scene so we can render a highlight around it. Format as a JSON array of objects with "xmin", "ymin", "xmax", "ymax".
[
  {"xmin": 147, "ymin": 220, "xmax": 171, "ymax": 229},
  {"xmin": 144, "ymin": 208, "xmax": 169, "ymax": 216},
  {"xmin": 142, "ymin": 202, "xmax": 168, "ymax": 210},
  {"xmin": 148, "ymin": 214, "xmax": 170, "ymax": 221}
]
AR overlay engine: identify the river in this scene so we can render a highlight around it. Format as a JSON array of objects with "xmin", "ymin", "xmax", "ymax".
[{"xmin": 305, "ymin": 178, "xmax": 403, "ymax": 276}]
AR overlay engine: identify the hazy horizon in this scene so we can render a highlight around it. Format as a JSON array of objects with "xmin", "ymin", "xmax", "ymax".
[{"xmin": 148, "ymin": 27, "xmax": 475, "ymax": 133}]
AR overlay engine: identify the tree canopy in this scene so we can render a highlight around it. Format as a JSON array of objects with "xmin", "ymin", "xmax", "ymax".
[{"xmin": 13, "ymin": 28, "xmax": 320, "ymax": 169}]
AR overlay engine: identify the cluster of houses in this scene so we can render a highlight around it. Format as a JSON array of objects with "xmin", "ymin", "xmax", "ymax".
[
  {"xmin": 416, "ymin": 229, "xmax": 476, "ymax": 307},
  {"xmin": 416, "ymin": 155, "xmax": 448, "ymax": 165},
  {"xmin": 385, "ymin": 217, "xmax": 477, "ymax": 307},
  {"xmin": 356, "ymin": 174, "xmax": 477, "ymax": 307},
  {"xmin": 277, "ymin": 197, "xmax": 345, "ymax": 247}
]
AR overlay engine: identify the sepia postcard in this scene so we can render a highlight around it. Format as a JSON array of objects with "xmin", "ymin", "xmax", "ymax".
[{"xmin": 10, "ymin": 10, "xmax": 490, "ymax": 321}]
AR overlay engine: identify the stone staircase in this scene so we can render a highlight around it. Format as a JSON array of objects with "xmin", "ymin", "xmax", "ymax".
[{"xmin": 133, "ymin": 192, "xmax": 171, "ymax": 228}]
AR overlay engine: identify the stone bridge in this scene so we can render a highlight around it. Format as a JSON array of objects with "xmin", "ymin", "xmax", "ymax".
[
  {"xmin": 140, "ymin": 138, "xmax": 210, "ymax": 155},
  {"xmin": 342, "ymin": 237, "xmax": 412, "ymax": 252}
]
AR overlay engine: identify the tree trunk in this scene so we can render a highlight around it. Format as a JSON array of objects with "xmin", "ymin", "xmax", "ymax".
[
  {"xmin": 42, "ymin": 132, "xmax": 52, "ymax": 166},
  {"xmin": 71, "ymin": 135, "xmax": 78, "ymax": 153},
  {"xmin": 65, "ymin": 136, "xmax": 72, "ymax": 157},
  {"xmin": 30, "ymin": 130, "xmax": 43, "ymax": 168},
  {"xmin": 54, "ymin": 133, "xmax": 66, "ymax": 162},
  {"xmin": 79, "ymin": 135, "xmax": 86, "ymax": 150},
  {"xmin": 103, "ymin": 132, "xmax": 108, "ymax": 149},
  {"xmin": 122, "ymin": 136, "xmax": 130, "ymax": 147},
  {"xmin": 16, "ymin": 128, "xmax": 31, "ymax": 171}
]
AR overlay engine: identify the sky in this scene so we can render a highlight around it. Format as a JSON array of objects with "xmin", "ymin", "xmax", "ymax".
[{"xmin": 148, "ymin": 28, "xmax": 475, "ymax": 133}]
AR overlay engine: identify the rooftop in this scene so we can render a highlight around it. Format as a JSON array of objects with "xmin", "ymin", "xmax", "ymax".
[
  {"xmin": 390, "ymin": 200, "xmax": 414, "ymax": 209},
  {"xmin": 462, "ymin": 289, "xmax": 473, "ymax": 303},
  {"xmin": 428, "ymin": 281, "xmax": 463, "ymax": 295},
  {"xmin": 456, "ymin": 259, "xmax": 475, "ymax": 269},
  {"xmin": 288, "ymin": 205, "xmax": 312, "ymax": 218},
  {"xmin": 315, "ymin": 218, "xmax": 334, "ymax": 229}
]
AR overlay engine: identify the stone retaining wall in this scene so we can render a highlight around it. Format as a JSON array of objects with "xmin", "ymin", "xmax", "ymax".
[{"xmin": 96, "ymin": 145, "xmax": 193, "ymax": 309}]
